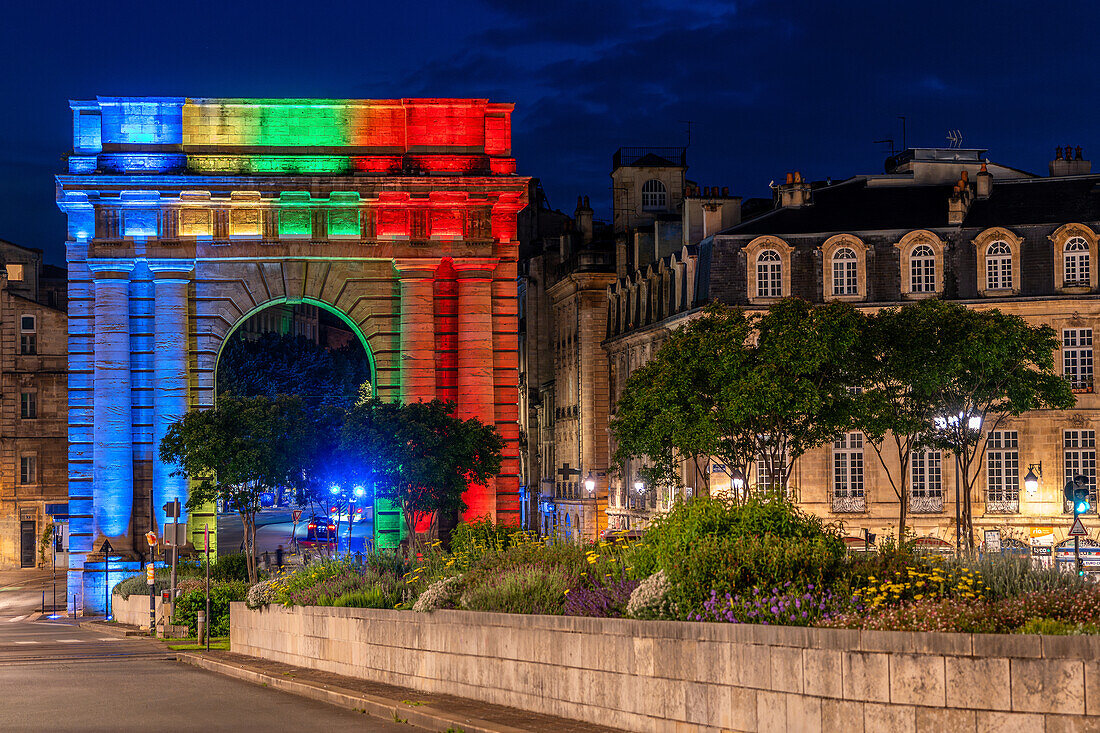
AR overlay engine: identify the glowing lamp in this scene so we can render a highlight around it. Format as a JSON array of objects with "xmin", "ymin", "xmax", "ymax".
[
  {"xmin": 1024, "ymin": 463, "xmax": 1041, "ymax": 495},
  {"xmin": 330, "ymin": 485, "xmax": 340, "ymax": 495},
  {"xmin": 353, "ymin": 486, "xmax": 365, "ymax": 498},
  {"xmin": 731, "ymin": 468, "xmax": 746, "ymax": 491},
  {"xmin": 584, "ymin": 473, "xmax": 596, "ymax": 494},
  {"xmin": 633, "ymin": 481, "xmax": 644, "ymax": 494}
]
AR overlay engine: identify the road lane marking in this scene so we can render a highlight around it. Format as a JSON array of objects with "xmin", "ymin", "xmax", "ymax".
[
  {"xmin": 56, "ymin": 639, "xmax": 83, "ymax": 643},
  {"xmin": 7, "ymin": 615, "xmax": 27, "ymax": 623},
  {"xmin": 97, "ymin": 638, "xmax": 120, "ymax": 641},
  {"xmin": 13, "ymin": 641, "xmax": 38, "ymax": 645}
]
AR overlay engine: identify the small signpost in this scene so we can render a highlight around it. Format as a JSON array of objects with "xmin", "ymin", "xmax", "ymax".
[
  {"xmin": 291, "ymin": 509, "xmax": 302, "ymax": 552},
  {"xmin": 984, "ymin": 529, "xmax": 1002, "ymax": 554},
  {"xmin": 1069, "ymin": 516, "xmax": 1089, "ymax": 537},
  {"xmin": 204, "ymin": 525, "xmax": 211, "ymax": 652},
  {"xmin": 146, "ymin": 531, "xmax": 158, "ymax": 634},
  {"xmin": 163, "ymin": 499, "xmax": 182, "ymax": 614}
]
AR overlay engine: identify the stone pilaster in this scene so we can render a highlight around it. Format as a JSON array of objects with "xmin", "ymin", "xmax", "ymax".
[
  {"xmin": 454, "ymin": 258, "xmax": 498, "ymax": 520},
  {"xmin": 88, "ymin": 260, "xmax": 135, "ymax": 551},
  {"xmin": 149, "ymin": 260, "xmax": 193, "ymax": 531},
  {"xmin": 394, "ymin": 260, "xmax": 439, "ymax": 403}
]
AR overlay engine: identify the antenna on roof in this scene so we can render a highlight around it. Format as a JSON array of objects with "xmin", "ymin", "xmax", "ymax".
[
  {"xmin": 678, "ymin": 120, "xmax": 694, "ymax": 149},
  {"xmin": 946, "ymin": 129, "xmax": 963, "ymax": 149},
  {"xmin": 873, "ymin": 139, "xmax": 896, "ymax": 157}
]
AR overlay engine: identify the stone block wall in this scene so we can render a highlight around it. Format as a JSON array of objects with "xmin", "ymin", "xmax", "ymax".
[{"xmin": 230, "ymin": 604, "xmax": 1100, "ymax": 732}]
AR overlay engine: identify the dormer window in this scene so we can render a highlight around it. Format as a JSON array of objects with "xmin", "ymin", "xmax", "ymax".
[
  {"xmin": 1065, "ymin": 237, "xmax": 1091, "ymax": 286},
  {"xmin": 641, "ymin": 179, "xmax": 667, "ymax": 210},
  {"xmin": 831, "ymin": 248, "xmax": 858, "ymax": 296},
  {"xmin": 756, "ymin": 250, "xmax": 782, "ymax": 298},
  {"xmin": 910, "ymin": 244, "xmax": 936, "ymax": 293},
  {"xmin": 986, "ymin": 241, "xmax": 1013, "ymax": 291}
]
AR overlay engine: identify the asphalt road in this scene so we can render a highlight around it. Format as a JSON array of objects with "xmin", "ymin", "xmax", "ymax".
[
  {"xmin": 0, "ymin": 618, "xmax": 420, "ymax": 732},
  {"xmin": 218, "ymin": 510, "xmax": 374, "ymax": 557}
]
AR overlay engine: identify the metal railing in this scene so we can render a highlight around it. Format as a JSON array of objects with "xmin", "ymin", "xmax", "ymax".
[
  {"xmin": 831, "ymin": 494, "xmax": 866, "ymax": 513},
  {"xmin": 910, "ymin": 494, "xmax": 945, "ymax": 514},
  {"xmin": 985, "ymin": 497, "xmax": 1020, "ymax": 514},
  {"xmin": 612, "ymin": 147, "xmax": 687, "ymax": 169}
]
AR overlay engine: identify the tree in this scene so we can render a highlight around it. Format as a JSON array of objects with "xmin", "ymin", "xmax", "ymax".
[
  {"xmin": 851, "ymin": 301, "xmax": 957, "ymax": 540},
  {"xmin": 731, "ymin": 299, "xmax": 865, "ymax": 494},
  {"xmin": 217, "ymin": 331, "xmax": 371, "ymax": 409},
  {"xmin": 918, "ymin": 303, "xmax": 1074, "ymax": 550},
  {"xmin": 610, "ymin": 304, "xmax": 754, "ymax": 498},
  {"xmin": 341, "ymin": 398, "xmax": 504, "ymax": 551},
  {"xmin": 159, "ymin": 394, "xmax": 312, "ymax": 583}
]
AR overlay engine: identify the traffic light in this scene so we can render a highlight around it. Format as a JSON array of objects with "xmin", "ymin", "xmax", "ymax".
[{"xmin": 1065, "ymin": 475, "xmax": 1092, "ymax": 514}]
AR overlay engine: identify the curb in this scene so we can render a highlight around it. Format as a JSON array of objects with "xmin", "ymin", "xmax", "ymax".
[
  {"xmin": 176, "ymin": 652, "xmax": 527, "ymax": 733},
  {"xmin": 78, "ymin": 620, "xmax": 146, "ymax": 637}
]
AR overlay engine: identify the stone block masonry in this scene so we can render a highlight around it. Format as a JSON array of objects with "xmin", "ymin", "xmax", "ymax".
[{"xmin": 231, "ymin": 604, "xmax": 1100, "ymax": 732}]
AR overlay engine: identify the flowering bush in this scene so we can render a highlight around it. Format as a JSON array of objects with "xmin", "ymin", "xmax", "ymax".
[
  {"xmin": 564, "ymin": 578, "xmax": 638, "ymax": 618},
  {"xmin": 854, "ymin": 560, "xmax": 988, "ymax": 610},
  {"xmin": 246, "ymin": 577, "xmax": 280, "ymax": 609},
  {"xmin": 627, "ymin": 570, "xmax": 677, "ymax": 620},
  {"xmin": 692, "ymin": 583, "xmax": 847, "ymax": 626},
  {"xmin": 413, "ymin": 575, "xmax": 463, "ymax": 613},
  {"xmin": 460, "ymin": 565, "xmax": 570, "ymax": 615},
  {"xmin": 826, "ymin": 586, "xmax": 1100, "ymax": 633}
]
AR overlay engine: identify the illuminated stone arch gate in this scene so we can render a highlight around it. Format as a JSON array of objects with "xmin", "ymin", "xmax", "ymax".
[{"xmin": 57, "ymin": 97, "xmax": 528, "ymax": 610}]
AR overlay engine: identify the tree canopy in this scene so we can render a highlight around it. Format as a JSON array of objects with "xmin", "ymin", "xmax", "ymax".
[{"xmin": 159, "ymin": 394, "xmax": 312, "ymax": 582}]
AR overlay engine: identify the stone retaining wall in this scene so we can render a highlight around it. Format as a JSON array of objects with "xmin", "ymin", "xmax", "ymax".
[
  {"xmin": 111, "ymin": 592, "xmax": 163, "ymax": 630},
  {"xmin": 230, "ymin": 603, "xmax": 1100, "ymax": 732}
]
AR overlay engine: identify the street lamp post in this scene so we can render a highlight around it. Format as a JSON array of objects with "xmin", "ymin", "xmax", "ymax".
[
  {"xmin": 584, "ymin": 473, "xmax": 597, "ymax": 542},
  {"xmin": 351, "ymin": 485, "xmax": 366, "ymax": 556}
]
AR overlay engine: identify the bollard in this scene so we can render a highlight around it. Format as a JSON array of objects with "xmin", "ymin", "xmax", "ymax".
[{"xmin": 197, "ymin": 610, "xmax": 206, "ymax": 644}]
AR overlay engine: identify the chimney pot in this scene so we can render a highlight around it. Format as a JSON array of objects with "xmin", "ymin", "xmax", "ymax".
[
  {"xmin": 960, "ymin": 170, "xmax": 969, "ymax": 183},
  {"xmin": 785, "ymin": 173, "xmax": 794, "ymax": 185},
  {"xmin": 1057, "ymin": 146, "xmax": 1063, "ymax": 160},
  {"xmin": 794, "ymin": 171, "xmax": 803, "ymax": 183},
  {"xmin": 1066, "ymin": 144, "xmax": 1074, "ymax": 160},
  {"xmin": 583, "ymin": 195, "xmax": 590, "ymax": 207},
  {"xmin": 722, "ymin": 186, "xmax": 729, "ymax": 196},
  {"xmin": 1077, "ymin": 146, "xmax": 1084, "ymax": 160}
]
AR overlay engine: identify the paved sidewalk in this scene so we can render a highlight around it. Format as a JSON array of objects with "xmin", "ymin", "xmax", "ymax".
[{"xmin": 178, "ymin": 650, "xmax": 626, "ymax": 733}]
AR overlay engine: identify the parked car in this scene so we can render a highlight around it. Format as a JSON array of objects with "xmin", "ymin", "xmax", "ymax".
[{"xmin": 299, "ymin": 515, "xmax": 337, "ymax": 547}]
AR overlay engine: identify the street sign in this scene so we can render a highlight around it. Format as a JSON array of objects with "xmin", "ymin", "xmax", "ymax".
[
  {"xmin": 292, "ymin": 509, "xmax": 303, "ymax": 524},
  {"xmin": 100, "ymin": 538, "xmax": 114, "ymax": 554},
  {"xmin": 145, "ymin": 531, "xmax": 158, "ymax": 548},
  {"xmin": 162, "ymin": 522, "xmax": 188, "ymax": 548},
  {"xmin": 984, "ymin": 529, "xmax": 1002, "ymax": 553},
  {"xmin": 1069, "ymin": 517, "xmax": 1089, "ymax": 537}
]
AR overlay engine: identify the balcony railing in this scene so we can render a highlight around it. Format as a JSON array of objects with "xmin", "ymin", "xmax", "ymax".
[
  {"xmin": 1064, "ymin": 498, "xmax": 1098, "ymax": 514},
  {"xmin": 1067, "ymin": 375, "xmax": 1094, "ymax": 394},
  {"xmin": 910, "ymin": 494, "xmax": 944, "ymax": 514},
  {"xmin": 986, "ymin": 497, "xmax": 1020, "ymax": 514},
  {"xmin": 831, "ymin": 494, "xmax": 866, "ymax": 513}
]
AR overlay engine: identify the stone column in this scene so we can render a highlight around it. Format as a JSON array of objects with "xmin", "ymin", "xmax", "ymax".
[
  {"xmin": 454, "ymin": 258, "xmax": 498, "ymax": 520},
  {"xmin": 89, "ymin": 260, "xmax": 135, "ymax": 548},
  {"xmin": 394, "ymin": 260, "xmax": 438, "ymax": 403},
  {"xmin": 149, "ymin": 260, "xmax": 193, "ymax": 531}
]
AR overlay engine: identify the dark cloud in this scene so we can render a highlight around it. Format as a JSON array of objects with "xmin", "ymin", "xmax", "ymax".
[{"xmin": 1, "ymin": 1, "xmax": 1098, "ymax": 260}]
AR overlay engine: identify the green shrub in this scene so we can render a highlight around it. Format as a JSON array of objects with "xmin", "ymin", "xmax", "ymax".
[
  {"xmin": 332, "ymin": 585, "xmax": 392, "ymax": 608},
  {"xmin": 1017, "ymin": 617, "xmax": 1100, "ymax": 635},
  {"xmin": 949, "ymin": 555, "xmax": 1087, "ymax": 601},
  {"xmin": 451, "ymin": 517, "xmax": 517, "ymax": 556},
  {"xmin": 631, "ymin": 497, "xmax": 846, "ymax": 615},
  {"xmin": 113, "ymin": 570, "xmax": 171, "ymax": 599},
  {"xmin": 460, "ymin": 565, "xmax": 570, "ymax": 615},
  {"xmin": 207, "ymin": 553, "xmax": 250, "ymax": 583},
  {"xmin": 171, "ymin": 580, "xmax": 248, "ymax": 637}
]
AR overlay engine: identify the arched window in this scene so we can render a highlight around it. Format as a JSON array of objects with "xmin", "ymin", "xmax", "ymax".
[
  {"xmin": 910, "ymin": 244, "xmax": 937, "ymax": 293},
  {"xmin": 641, "ymin": 179, "xmax": 667, "ymax": 210},
  {"xmin": 986, "ymin": 241, "xmax": 1013, "ymax": 290},
  {"xmin": 831, "ymin": 248, "xmax": 858, "ymax": 296},
  {"xmin": 756, "ymin": 250, "xmax": 782, "ymax": 298},
  {"xmin": 1065, "ymin": 236, "xmax": 1091, "ymax": 286}
]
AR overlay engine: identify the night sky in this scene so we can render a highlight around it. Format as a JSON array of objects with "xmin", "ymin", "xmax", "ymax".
[{"xmin": 2, "ymin": 0, "xmax": 1097, "ymax": 265}]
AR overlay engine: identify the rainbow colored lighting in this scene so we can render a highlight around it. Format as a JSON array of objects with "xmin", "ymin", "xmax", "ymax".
[{"xmin": 68, "ymin": 97, "xmax": 515, "ymax": 176}]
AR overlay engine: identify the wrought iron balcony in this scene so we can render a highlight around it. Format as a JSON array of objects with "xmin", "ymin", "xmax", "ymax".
[
  {"xmin": 831, "ymin": 495, "xmax": 866, "ymax": 513},
  {"xmin": 985, "ymin": 498, "xmax": 1020, "ymax": 514},
  {"xmin": 1064, "ymin": 498, "xmax": 1098, "ymax": 514},
  {"xmin": 910, "ymin": 495, "xmax": 944, "ymax": 514}
]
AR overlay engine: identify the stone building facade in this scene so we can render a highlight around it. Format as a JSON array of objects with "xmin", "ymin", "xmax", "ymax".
[
  {"xmin": 57, "ymin": 97, "xmax": 528, "ymax": 610},
  {"xmin": 0, "ymin": 240, "xmax": 67, "ymax": 568},
  {"xmin": 606, "ymin": 146, "xmax": 1100, "ymax": 557}
]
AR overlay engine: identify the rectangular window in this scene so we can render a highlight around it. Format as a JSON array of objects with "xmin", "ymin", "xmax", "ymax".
[
  {"xmin": 832, "ymin": 432, "xmax": 864, "ymax": 498},
  {"xmin": 1064, "ymin": 430, "xmax": 1097, "ymax": 513},
  {"xmin": 987, "ymin": 255, "xmax": 1013, "ymax": 290},
  {"xmin": 19, "ymin": 456, "xmax": 36, "ymax": 485},
  {"xmin": 755, "ymin": 451, "xmax": 785, "ymax": 492},
  {"xmin": 911, "ymin": 450, "xmax": 943, "ymax": 498},
  {"xmin": 6, "ymin": 264, "xmax": 24, "ymax": 282},
  {"xmin": 911, "ymin": 255, "xmax": 936, "ymax": 293},
  {"xmin": 19, "ymin": 334, "xmax": 36, "ymax": 355},
  {"xmin": 20, "ymin": 393, "xmax": 36, "ymax": 420},
  {"xmin": 987, "ymin": 430, "xmax": 1020, "ymax": 512},
  {"xmin": 20, "ymin": 315, "xmax": 35, "ymax": 332},
  {"xmin": 1063, "ymin": 328, "xmax": 1094, "ymax": 392},
  {"xmin": 832, "ymin": 261, "xmax": 858, "ymax": 296}
]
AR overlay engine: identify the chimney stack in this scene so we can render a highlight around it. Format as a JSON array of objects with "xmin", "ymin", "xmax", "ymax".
[
  {"xmin": 947, "ymin": 172, "xmax": 973, "ymax": 224},
  {"xmin": 778, "ymin": 171, "xmax": 811, "ymax": 208},
  {"xmin": 975, "ymin": 161, "xmax": 993, "ymax": 198},
  {"xmin": 573, "ymin": 195, "xmax": 594, "ymax": 244},
  {"xmin": 1050, "ymin": 146, "xmax": 1092, "ymax": 176}
]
